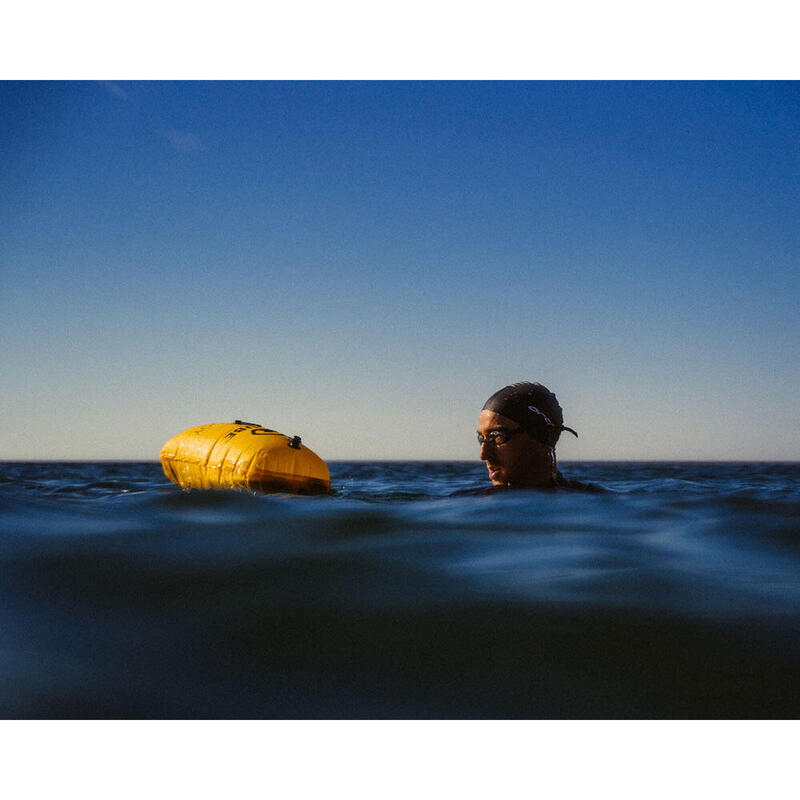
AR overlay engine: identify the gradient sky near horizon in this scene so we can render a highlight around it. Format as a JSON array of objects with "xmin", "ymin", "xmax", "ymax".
[{"xmin": 1, "ymin": 80, "xmax": 798, "ymax": 461}]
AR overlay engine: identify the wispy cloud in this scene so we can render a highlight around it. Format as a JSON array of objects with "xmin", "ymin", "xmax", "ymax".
[
  {"xmin": 162, "ymin": 128, "xmax": 205, "ymax": 153},
  {"xmin": 97, "ymin": 81, "xmax": 129, "ymax": 100}
]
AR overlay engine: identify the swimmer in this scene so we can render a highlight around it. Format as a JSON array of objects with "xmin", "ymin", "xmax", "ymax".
[{"xmin": 477, "ymin": 381, "xmax": 580, "ymax": 489}]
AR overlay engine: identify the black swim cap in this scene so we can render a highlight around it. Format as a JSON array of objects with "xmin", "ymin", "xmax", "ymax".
[{"xmin": 482, "ymin": 382, "xmax": 578, "ymax": 448}]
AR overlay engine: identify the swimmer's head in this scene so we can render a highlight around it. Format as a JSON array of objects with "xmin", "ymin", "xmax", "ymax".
[{"xmin": 481, "ymin": 382, "xmax": 578, "ymax": 450}]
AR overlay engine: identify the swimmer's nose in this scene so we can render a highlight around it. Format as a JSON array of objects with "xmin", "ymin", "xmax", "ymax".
[{"xmin": 479, "ymin": 440, "xmax": 491, "ymax": 461}]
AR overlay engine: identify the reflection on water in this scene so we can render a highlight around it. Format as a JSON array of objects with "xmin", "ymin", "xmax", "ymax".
[{"xmin": 1, "ymin": 461, "xmax": 799, "ymax": 718}]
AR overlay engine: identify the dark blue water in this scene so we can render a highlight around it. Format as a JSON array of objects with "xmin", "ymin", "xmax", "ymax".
[{"xmin": 1, "ymin": 460, "xmax": 799, "ymax": 718}]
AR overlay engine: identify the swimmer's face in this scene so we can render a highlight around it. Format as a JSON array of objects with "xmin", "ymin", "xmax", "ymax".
[{"xmin": 477, "ymin": 409, "xmax": 552, "ymax": 487}]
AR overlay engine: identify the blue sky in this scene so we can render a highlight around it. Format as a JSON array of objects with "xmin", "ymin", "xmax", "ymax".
[{"xmin": 1, "ymin": 80, "xmax": 798, "ymax": 460}]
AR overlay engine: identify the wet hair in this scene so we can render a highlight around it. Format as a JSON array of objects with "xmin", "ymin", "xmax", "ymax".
[{"xmin": 482, "ymin": 381, "xmax": 578, "ymax": 449}]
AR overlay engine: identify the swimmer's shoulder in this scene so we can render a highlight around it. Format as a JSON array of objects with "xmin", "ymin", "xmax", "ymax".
[
  {"xmin": 449, "ymin": 485, "xmax": 511, "ymax": 497},
  {"xmin": 449, "ymin": 475, "xmax": 605, "ymax": 496},
  {"xmin": 553, "ymin": 469, "xmax": 605, "ymax": 493},
  {"xmin": 558, "ymin": 477, "xmax": 606, "ymax": 493}
]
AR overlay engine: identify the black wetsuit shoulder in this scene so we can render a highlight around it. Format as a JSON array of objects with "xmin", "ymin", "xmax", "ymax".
[
  {"xmin": 549, "ymin": 470, "xmax": 605, "ymax": 492},
  {"xmin": 556, "ymin": 478, "xmax": 605, "ymax": 493},
  {"xmin": 450, "ymin": 473, "xmax": 603, "ymax": 496},
  {"xmin": 449, "ymin": 484, "xmax": 511, "ymax": 497}
]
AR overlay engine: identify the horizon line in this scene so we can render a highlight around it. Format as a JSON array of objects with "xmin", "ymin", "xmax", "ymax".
[{"xmin": 2, "ymin": 459, "xmax": 799, "ymax": 465}]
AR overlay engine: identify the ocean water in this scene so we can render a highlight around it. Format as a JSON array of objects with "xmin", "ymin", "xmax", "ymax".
[{"xmin": 1, "ymin": 460, "xmax": 799, "ymax": 719}]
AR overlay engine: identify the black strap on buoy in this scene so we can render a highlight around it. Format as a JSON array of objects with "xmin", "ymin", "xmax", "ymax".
[{"xmin": 288, "ymin": 435, "xmax": 302, "ymax": 449}]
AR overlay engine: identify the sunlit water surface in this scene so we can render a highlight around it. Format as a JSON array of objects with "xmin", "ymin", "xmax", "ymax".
[{"xmin": 1, "ymin": 461, "xmax": 799, "ymax": 718}]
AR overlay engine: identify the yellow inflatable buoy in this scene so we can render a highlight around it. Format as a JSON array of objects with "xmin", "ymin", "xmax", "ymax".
[{"xmin": 160, "ymin": 421, "xmax": 330, "ymax": 495}]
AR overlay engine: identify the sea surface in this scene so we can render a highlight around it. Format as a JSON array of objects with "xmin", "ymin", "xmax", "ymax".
[{"xmin": 1, "ymin": 460, "xmax": 799, "ymax": 719}]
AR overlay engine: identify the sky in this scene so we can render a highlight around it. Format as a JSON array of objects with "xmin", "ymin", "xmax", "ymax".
[{"xmin": 1, "ymin": 80, "xmax": 799, "ymax": 461}]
